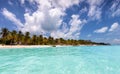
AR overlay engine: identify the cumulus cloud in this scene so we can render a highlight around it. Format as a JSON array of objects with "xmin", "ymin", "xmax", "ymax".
[
  {"xmin": 2, "ymin": 0, "xmax": 84, "ymax": 39},
  {"xmin": 21, "ymin": 11, "xmax": 44, "ymax": 34},
  {"xmin": 41, "ymin": 8, "xmax": 64, "ymax": 32},
  {"xmin": 87, "ymin": 0, "xmax": 104, "ymax": 20},
  {"xmin": 69, "ymin": 15, "xmax": 83, "ymax": 34},
  {"xmin": 2, "ymin": 8, "xmax": 23, "ymax": 29},
  {"xmin": 109, "ymin": 22, "xmax": 119, "ymax": 32},
  {"xmin": 94, "ymin": 22, "xmax": 120, "ymax": 44},
  {"xmin": 51, "ymin": 15, "xmax": 87, "ymax": 39},
  {"xmin": 107, "ymin": 22, "xmax": 120, "ymax": 37},
  {"xmin": 21, "ymin": 0, "xmax": 84, "ymax": 37},
  {"xmin": 94, "ymin": 27, "xmax": 108, "ymax": 33},
  {"xmin": 94, "ymin": 22, "xmax": 119, "ymax": 34},
  {"xmin": 66, "ymin": 15, "xmax": 86, "ymax": 39},
  {"xmin": 21, "ymin": 0, "xmax": 67, "ymax": 35}
]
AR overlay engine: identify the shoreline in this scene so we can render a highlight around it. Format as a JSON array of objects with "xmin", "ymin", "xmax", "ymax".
[
  {"xmin": 0, "ymin": 45, "xmax": 52, "ymax": 48},
  {"xmin": 0, "ymin": 45, "xmax": 85, "ymax": 48},
  {"xmin": 0, "ymin": 44, "xmax": 110, "ymax": 48},
  {"xmin": 0, "ymin": 45, "xmax": 75, "ymax": 48}
]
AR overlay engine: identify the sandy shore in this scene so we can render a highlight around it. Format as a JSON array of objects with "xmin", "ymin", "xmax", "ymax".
[
  {"xmin": 0, "ymin": 45, "xmax": 98, "ymax": 48},
  {"xmin": 0, "ymin": 45, "xmax": 53, "ymax": 48},
  {"xmin": 0, "ymin": 45, "xmax": 73, "ymax": 48}
]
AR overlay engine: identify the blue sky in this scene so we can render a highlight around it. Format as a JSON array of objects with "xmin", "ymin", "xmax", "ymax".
[{"xmin": 0, "ymin": 0, "xmax": 120, "ymax": 44}]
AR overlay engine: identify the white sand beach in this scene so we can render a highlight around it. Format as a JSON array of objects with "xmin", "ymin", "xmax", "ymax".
[
  {"xmin": 0, "ymin": 45, "xmax": 53, "ymax": 48},
  {"xmin": 0, "ymin": 45, "xmax": 98, "ymax": 49},
  {"xmin": 0, "ymin": 45, "xmax": 74, "ymax": 48}
]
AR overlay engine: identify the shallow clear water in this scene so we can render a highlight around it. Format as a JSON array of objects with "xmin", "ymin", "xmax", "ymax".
[{"xmin": 0, "ymin": 46, "xmax": 120, "ymax": 74}]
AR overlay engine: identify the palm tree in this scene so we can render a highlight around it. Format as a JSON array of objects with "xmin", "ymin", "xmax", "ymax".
[
  {"xmin": 0, "ymin": 28, "xmax": 9, "ymax": 45},
  {"xmin": 59, "ymin": 38, "xmax": 64, "ymax": 45},
  {"xmin": 17, "ymin": 31, "xmax": 23, "ymax": 45},
  {"xmin": 10, "ymin": 30, "xmax": 18, "ymax": 45},
  {"xmin": 43, "ymin": 37, "xmax": 48, "ymax": 45},
  {"xmin": 24, "ymin": 32, "xmax": 30, "ymax": 45},
  {"xmin": 39, "ymin": 35, "xmax": 43, "ymax": 45},
  {"xmin": 21, "ymin": 34, "xmax": 25, "ymax": 45},
  {"xmin": 48, "ymin": 36, "xmax": 54, "ymax": 45},
  {"xmin": 0, "ymin": 28, "xmax": 109, "ymax": 45},
  {"xmin": 32, "ymin": 35, "xmax": 37, "ymax": 45}
]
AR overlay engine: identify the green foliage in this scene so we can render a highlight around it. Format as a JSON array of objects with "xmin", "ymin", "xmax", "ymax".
[
  {"xmin": 0, "ymin": 28, "xmax": 9, "ymax": 45},
  {"xmin": 0, "ymin": 28, "xmax": 110, "ymax": 45}
]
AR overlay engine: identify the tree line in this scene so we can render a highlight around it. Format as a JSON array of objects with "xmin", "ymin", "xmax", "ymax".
[{"xmin": 0, "ymin": 28, "xmax": 110, "ymax": 45}]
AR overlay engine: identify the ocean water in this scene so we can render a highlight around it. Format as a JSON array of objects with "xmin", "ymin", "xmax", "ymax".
[{"xmin": 0, "ymin": 46, "xmax": 120, "ymax": 74}]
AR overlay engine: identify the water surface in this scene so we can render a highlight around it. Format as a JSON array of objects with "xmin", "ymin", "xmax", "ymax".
[{"xmin": 0, "ymin": 46, "xmax": 120, "ymax": 74}]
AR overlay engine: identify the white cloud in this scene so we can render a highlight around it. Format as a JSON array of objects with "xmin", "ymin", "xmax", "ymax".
[
  {"xmin": 87, "ymin": 0, "xmax": 103, "ymax": 5},
  {"xmin": 112, "ymin": 38, "xmax": 120, "ymax": 44},
  {"xmin": 88, "ymin": 6, "xmax": 101, "ymax": 20},
  {"xmin": 2, "ymin": 8, "xmax": 23, "ymax": 29},
  {"xmin": 20, "ymin": 0, "xmax": 25, "ymax": 4},
  {"xmin": 41, "ymin": 8, "xmax": 64, "ymax": 31},
  {"xmin": 87, "ymin": 34, "xmax": 91, "ymax": 37},
  {"xmin": 106, "ymin": 22, "xmax": 120, "ymax": 39},
  {"xmin": 94, "ymin": 27, "xmax": 108, "ymax": 33},
  {"xmin": 51, "ymin": 0, "xmax": 81, "ymax": 10},
  {"xmin": 109, "ymin": 22, "xmax": 119, "ymax": 32},
  {"xmin": 21, "ymin": 0, "xmax": 83, "ymax": 36},
  {"xmin": 112, "ymin": 9, "xmax": 120, "ymax": 17},
  {"xmin": 28, "ymin": 0, "xmax": 80, "ymax": 11},
  {"xmin": 21, "ymin": 0, "xmax": 66, "ymax": 35},
  {"xmin": 69, "ymin": 15, "xmax": 83, "ymax": 34},
  {"xmin": 51, "ymin": 15, "xmax": 87, "ymax": 39},
  {"xmin": 94, "ymin": 23, "xmax": 119, "ymax": 44},
  {"xmin": 21, "ymin": 11, "xmax": 45, "ymax": 34},
  {"xmin": 3, "ymin": 0, "xmax": 83, "ymax": 38},
  {"xmin": 8, "ymin": 0, "xmax": 13, "ymax": 5},
  {"xmin": 110, "ymin": 0, "xmax": 120, "ymax": 17},
  {"xmin": 79, "ymin": 7, "xmax": 88, "ymax": 14},
  {"xmin": 87, "ymin": 0, "xmax": 103, "ymax": 20}
]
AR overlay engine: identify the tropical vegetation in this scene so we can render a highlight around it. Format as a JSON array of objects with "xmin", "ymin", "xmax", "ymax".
[{"xmin": 0, "ymin": 28, "xmax": 110, "ymax": 45}]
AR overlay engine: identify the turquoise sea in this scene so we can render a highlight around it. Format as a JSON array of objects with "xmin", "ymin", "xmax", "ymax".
[{"xmin": 0, "ymin": 46, "xmax": 120, "ymax": 74}]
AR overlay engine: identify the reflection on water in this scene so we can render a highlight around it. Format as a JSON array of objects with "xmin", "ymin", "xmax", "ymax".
[{"xmin": 0, "ymin": 46, "xmax": 120, "ymax": 74}]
